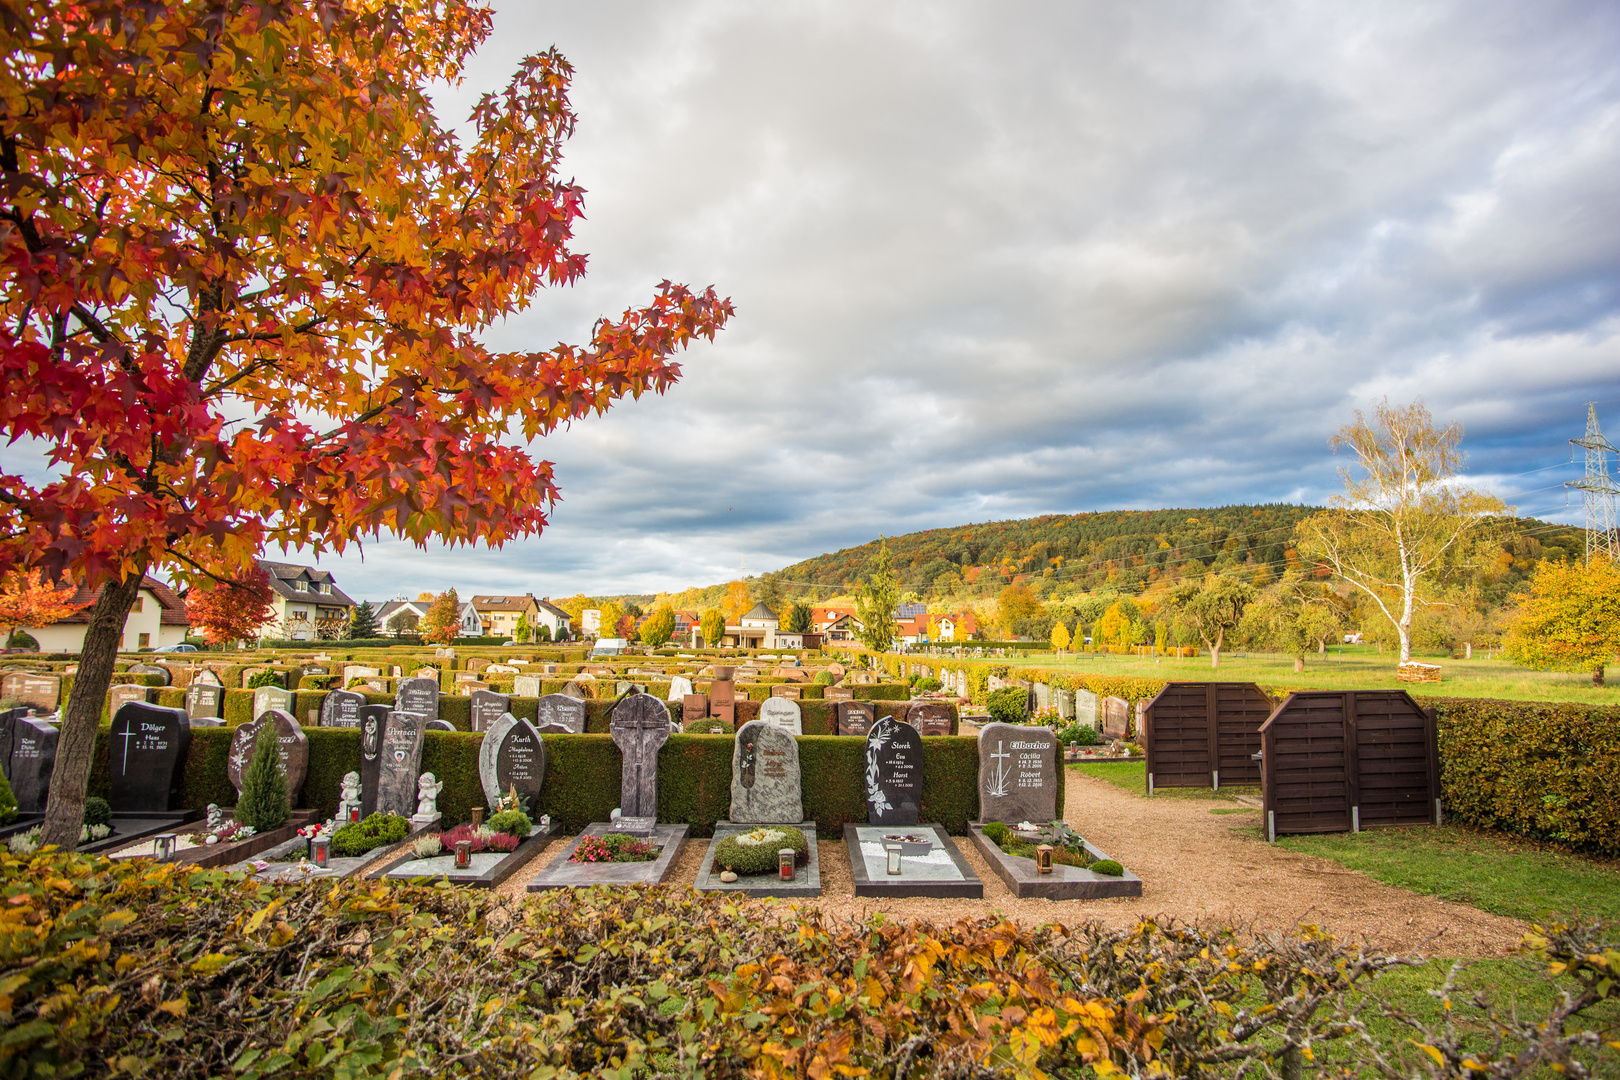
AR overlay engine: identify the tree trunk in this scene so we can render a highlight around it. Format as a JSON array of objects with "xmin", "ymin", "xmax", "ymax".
[
  {"xmin": 1595, "ymin": 665, "xmax": 1606, "ymax": 688},
  {"xmin": 1208, "ymin": 631, "xmax": 1222, "ymax": 669},
  {"xmin": 40, "ymin": 567, "xmax": 147, "ymax": 849},
  {"xmin": 1294, "ymin": 656, "xmax": 1305, "ymax": 673}
]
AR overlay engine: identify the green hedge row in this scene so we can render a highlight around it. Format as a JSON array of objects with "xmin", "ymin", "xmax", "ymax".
[{"xmin": 1433, "ymin": 698, "xmax": 1620, "ymax": 856}]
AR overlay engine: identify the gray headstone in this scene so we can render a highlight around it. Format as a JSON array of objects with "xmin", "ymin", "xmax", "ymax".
[
  {"xmin": 343, "ymin": 665, "xmax": 380, "ymax": 682},
  {"xmin": 1056, "ymin": 689, "xmax": 1076, "ymax": 721},
  {"xmin": 395, "ymin": 676, "xmax": 439, "ymax": 722},
  {"xmin": 193, "ymin": 669, "xmax": 223, "ymax": 687},
  {"xmin": 184, "ymin": 682, "xmax": 223, "ymax": 720},
  {"xmin": 228, "ymin": 709, "xmax": 310, "ymax": 803},
  {"xmin": 320, "ymin": 688, "xmax": 367, "ymax": 728},
  {"xmin": 837, "ymin": 700, "xmax": 875, "ymax": 737},
  {"xmin": 907, "ymin": 701, "xmax": 953, "ymax": 737},
  {"xmin": 758, "ymin": 697, "xmax": 802, "ymax": 736},
  {"xmin": 1034, "ymin": 683, "xmax": 1052, "ymax": 711},
  {"xmin": 478, "ymin": 713, "xmax": 546, "ymax": 810},
  {"xmin": 513, "ymin": 674, "xmax": 542, "ymax": 698},
  {"xmin": 375, "ymin": 710, "xmax": 426, "ymax": 817},
  {"xmin": 865, "ymin": 717, "xmax": 923, "ymax": 826},
  {"xmin": 730, "ymin": 720, "xmax": 803, "ymax": 824},
  {"xmin": 609, "ymin": 695, "xmax": 670, "ymax": 819},
  {"xmin": 107, "ymin": 683, "xmax": 150, "ymax": 718},
  {"xmin": 253, "ymin": 685, "xmax": 294, "ymax": 717},
  {"xmin": 667, "ymin": 676, "xmax": 694, "ymax": 701},
  {"xmin": 535, "ymin": 693, "xmax": 586, "ymax": 734},
  {"xmin": 108, "ymin": 702, "xmax": 191, "ymax": 812},
  {"xmin": 7, "ymin": 717, "xmax": 58, "ymax": 812},
  {"xmin": 358, "ymin": 705, "xmax": 389, "ymax": 817},
  {"xmin": 976, "ymin": 721, "xmax": 1058, "ymax": 824},
  {"xmin": 1075, "ymin": 689, "xmax": 1099, "ymax": 729},
  {"xmin": 126, "ymin": 663, "xmax": 171, "ymax": 685},
  {"xmin": 469, "ymin": 689, "xmax": 511, "ymax": 733}
]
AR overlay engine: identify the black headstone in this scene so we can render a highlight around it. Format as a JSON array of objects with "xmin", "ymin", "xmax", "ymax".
[
  {"xmin": 320, "ymin": 688, "xmax": 367, "ymax": 727},
  {"xmin": 0, "ymin": 708, "xmax": 16, "ymax": 780},
  {"xmin": 358, "ymin": 705, "xmax": 389, "ymax": 817},
  {"xmin": 184, "ymin": 682, "xmax": 223, "ymax": 721},
  {"xmin": 864, "ymin": 716, "xmax": 923, "ymax": 826},
  {"xmin": 478, "ymin": 713, "xmax": 546, "ymax": 809},
  {"xmin": 837, "ymin": 700, "xmax": 875, "ymax": 737},
  {"xmin": 108, "ymin": 702, "xmax": 191, "ymax": 812},
  {"xmin": 8, "ymin": 717, "xmax": 58, "ymax": 812},
  {"xmin": 394, "ymin": 676, "xmax": 439, "ymax": 722},
  {"xmin": 469, "ymin": 689, "xmax": 511, "ymax": 733},
  {"xmin": 375, "ymin": 710, "xmax": 425, "ymax": 817}
]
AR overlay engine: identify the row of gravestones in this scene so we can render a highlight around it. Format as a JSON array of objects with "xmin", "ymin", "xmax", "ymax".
[{"xmin": 682, "ymin": 697, "xmax": 955, "ymax": 737}]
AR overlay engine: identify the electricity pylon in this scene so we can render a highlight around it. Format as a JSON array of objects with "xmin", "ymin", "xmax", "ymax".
[{"xmin": 1567, "ymin": 403, "xmax": 1620, "ymax": 564}]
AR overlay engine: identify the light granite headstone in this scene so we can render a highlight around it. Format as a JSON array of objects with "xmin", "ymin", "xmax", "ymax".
[
  {"xmin": 730, "ymin": 720, "xmax": 802, "ymax": 824},
  {"xmin": 487, "ymin": 663, "xmax": 519, "ymax": 674},
  {"xmin": 194, "ymin": 669, "xmax": 223, "ymax": 687},
  {"xmin": 1, "ymin": 673, "xmax": 59, "ymax": 711},
  {"xmin": 667, "ymin": 676, "xmax": 695, "ymax": 701},
  {"xmin": 1075, "ymin": 689, "xmax": 1099, "ymax": 729},
  {"xmin": 535, "ymin": 693, "xmax": 586, "ymax": 734},
  {"xmin": 358, "ymin": 705, "xmax": 389, "ymax": 817},
  {"xmin": 1057, "ymin": 689, "xmax": 1076, "ymax": 721},
  {"xmin": 395, "ymin": 676, "xmax": 439, "ymax": 722},
  {"xmin": 7, "ymin": 717, "xmax": 58, "ymax": 812},
  {"xmin": 253, "ymin": 685, "xmax": 294, "ymax": 717},
  {"xmin": 228, "ymin": 709, "xmax": 310, "ymax": 802},
  {"xmin": 469, "ymin": 689, "xmax": 511, "ymax": 733},
  {"xmin": 758, "ymin": 697, "xmax": 802, "ymax": 736},
  {"xmin": 513, "ymin": 674, "xmax": 542, "ymax": 698},
  {"xmin": 609, "ymin": 695, "xmax": 670, "ymax": 819},
  {"xmin": 375, "ymin": 710, "xmax": 426, "ymax": 817},
  {"xmin": 837, "ymin": 700, "xmax": 875, "ymax": 737},
  {"xmin": 1034, "ymin": 683, "xmax": 1052, "ymax": 711},
  {"xmin": 865, "ymin": 717, "xmax": 923, "ymax": 826},
  {"xmin": 478, "ymin": 713, "xmax": 546, "ymax": 809},
  {"xmin": 320, "ymin": 688, "xmax": 367, "ymax": 728},
  {"xmin": 976, "ymin": 721, "xmax": 1058, "ymax": 824},
  {"xmin": 108, "ymin": 702, "xmax": 191, "ymax": 812}
]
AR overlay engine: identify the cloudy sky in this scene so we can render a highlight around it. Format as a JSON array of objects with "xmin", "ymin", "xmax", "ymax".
[{"xmin": 19, "ymin": 1, "xmax": 1620, "ymax": 601}]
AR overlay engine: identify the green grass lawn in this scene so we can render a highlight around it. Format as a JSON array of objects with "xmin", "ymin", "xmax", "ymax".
[
  {"xmin": 1014, "ymin": 645, "xmax": 1619, "ymax": 705},
  {"xmin": 1069, "ymin": 758, "xmax": 1261, "ymax": 802}
]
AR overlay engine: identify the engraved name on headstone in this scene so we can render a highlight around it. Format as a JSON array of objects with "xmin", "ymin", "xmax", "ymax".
[
  {"xmin": 108, "ymin": 702, "xmax": 191, "ymax": 812},
  {"xmin": 534, "ymin": 693, "xmax": 586, "ymax": 734},
  {"xmin": 730, "ymin": 720, "xmax": 802, "ymax": 824},
  {"xmin": 976, "ymin": 721, "xmax": 1058, "ymax": 824},
  {"xmin": 320, "ymin": 688, "xmax": 367, "ymax": 728},
  {"xmin": 478, "ymin": 712, "xmax": 546, "ymax": 809},
  {"xmin": 469, "ymin": 689, "xmax": 511, "ymax": 733}
]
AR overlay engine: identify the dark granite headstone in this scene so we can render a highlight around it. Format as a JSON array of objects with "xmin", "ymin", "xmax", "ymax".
[
  {"xmin": 976, "ymin": 722, "xmax": 1058, "ymax": 824},
  {"xmin": 730, "ymin": 720, "xmax": 802, "ymax": 824},
  {"xmin": 358, "ymin": 705, "xmax": 389, "ymax": 817},
  {"xmin": 535, "ymin": 693, "xmax": 586, "ymax": 734},
  {"xmin": 478, "ymin": 713, "xmax": 546, "ymax": 809},
  {"xmin": 108, "ymin": 702, "xmax": 191, "ymax": 812},
  {"xmin": 469, "ymin": 689, "xmax": 511, "ymax": 733},
  {"xmin": 184, "ymin": 682, "xmax": 223, "ymax": 721},
  {"xmin": 227, "ymin": 709, "xmax": 310, "ymax": 803},
  {"xmin": 0, "ymin": 709, "xmax": 15, "ymax": 780},
  {"xmin": 1, "ymin": 673, "xmax": 59, "ymax": 711},
  {"xmin": 837, "ymin": 700, "xmax": 875, "ymax": 737},
  {"xmin": 865, "ymin": 716, "xmax": 923, "ymax": 826},
  {"xmin": 609, "ymin": 695, "xmax": 670, "ymax": 819},
  {"xmin": 425, "ymin": 718, "xmax": 455, "ymax": 731},
  {"xmin": 908, "ymin": 701, "xmax": 953, "ymax": 737},
  {"xmin": 8, "ymin": 717, "xmax": 58, "ymax": 812},
  {"xmin": 394, "ymin": 676, "xmax": 439, "ymax": 722},
  {"xmin": 375, "ymin": 710, "xmax": 425, "ymax": 817},
  {"xmin": 320, "ymin": 688, "xmax": 367, "ymax": 728},
  {"xmin": 127, "ymin": 663, "xmax": 171, "ymax": 686}
]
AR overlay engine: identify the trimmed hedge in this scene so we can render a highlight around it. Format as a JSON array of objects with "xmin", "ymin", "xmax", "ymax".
[{"xmin": 1434, "ymin": 698, "xmax": 1620, "ymax": 856}]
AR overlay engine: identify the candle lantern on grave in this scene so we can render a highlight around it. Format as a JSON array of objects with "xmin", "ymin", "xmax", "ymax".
[
  {"xmin": 154, "ymin": 833, "xmax": 177, "ymax": 861},
  {"xmin": 455, "ymin": 839, "xmax": 472, "ymax": 869},
  {"xmin": 1036, "ymin": 845, "xmax": 1054, "ymax": 874},
  {"xmin": 778, "ymin": 848, "xmax": 794, "ymax": 881},
  {"xmin": 884, "ymin": 843, "xmax": 903, "ymax": 875},
  {"xmin": 311, "ymin": 836, "xmax": 331, "ymax": 868}
]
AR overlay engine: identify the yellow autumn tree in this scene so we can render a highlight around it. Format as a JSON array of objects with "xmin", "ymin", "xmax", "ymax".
[{"xmin": 1504, "ymin": 558, "xmax": 1620, "ymax": 687}]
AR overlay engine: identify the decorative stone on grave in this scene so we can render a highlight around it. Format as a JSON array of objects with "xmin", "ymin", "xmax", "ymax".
[
  {"xmin": 375, "ymin": 710, "xmax": 426, "ymax": 817},
  {"xmin": 7, "ymin": 717, "xmax": 58, "ymax": 812},
  {"xmin": 837, "ymin": 700, "xmax": 875, "ymax": 737},
  {"xmin": 534, "ymin": 693, "xmax": 586, "ymax": 734},
  {"xmin": 976, "ymin": 722, "xmax": 1058, "ymax": 824},
  {"xmin": 844, "ymin": 823, "xmax": 982, "ymax": 899},
  {"xmin": 320, "ymin": 688, "xmax": 367, "ymax": 727},
  {"xmin": 394, "ymin": 676, "xmax": 439, "ymax": 721},
  {"xmin": 1101, "ymin": 697, "xmax": 1130, "ymax": 738},
  {"xmin": 730, "ymin": 720, "xmax": 803, "ymax": 824},
  {"xmin": 358, "ymin": 706, "xmax": 389, "ymax": 817},
  {"xmin": 127, "ymin": 663, "xmax": 172, "ymax": 685},
  {"xmin": 487, "ymin": 663, "xmax": 519, "ymax": 675},
  {"xmin": 758, "ymin": 696, "xmax": 803, "ymax": 736},
  {"xmin": 228, "ymin": 709, "xmax": 310, "ymax": 804},
  {"xmin": 865, "ymin": 717, "xmax": 923, "ymax": 826},
  {"xmin": 185, "ymin": 681, "xmax": 224, "ymax": 722},
  {"xmin": 253, "ymin": 685, "xmax": 294, "ymax": 717},
  {"xmin": 108, "ymin": 702, "xmax": 191, "ymax": 812},
  {"xmin": 1, "ymin": 673, "xmax": 60, "ymax": 711},
  {"xmin": 478, "ymin": 713, "xmax": 546, "ymax": 809},
  {"xmin": 469, "ymin": 689, "xmax": 511, "ymax": 733},
  {"xmin": 513, "ymin": 674, "xmax": 542, "ymax": 698},
  {"xmin": 769, "ymin": 684, "xmax": 802, "ymax": 700},
  {"xmin": 667, "ymin": 676, "xmax": 694, "ymax": 701},
  {"xmin": 1075, "ymin": 690, "xmax": 1099, "ymax": 729},
  {"xmin": 608, "ymin": 695, "xmax": 671, "ymax": 824},
  {"xmin": 907, "ymin": 702, "xmax": 953, "ymax": 737},
  {"xmin": 825, "ymin": 686, "xmax": 854, "ymax": 702}
]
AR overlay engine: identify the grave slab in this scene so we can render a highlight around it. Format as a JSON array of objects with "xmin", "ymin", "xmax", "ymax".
[
  {"xmin": 843, "ymin": 824, "xmax": 982, "ymax": 899},
  {"xmin": 378, "ymin": 819, "xmax": 562, "ymax": 888},
  {"xmin": 693, "ymin": 820, "xmax": 821, "ymax": 898},
  {"xmin": 527, "ymin": 823, "xmax": 689, "ymax": 890},
  {"xmin": 967, "ymin": 826, "xmax": 1143, "ymax": 899}
]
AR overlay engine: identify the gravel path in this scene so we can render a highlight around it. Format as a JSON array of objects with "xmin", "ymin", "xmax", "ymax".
[{"xmin": 492, "ymin": 769, "xmax": 1525, "ymax": 957}]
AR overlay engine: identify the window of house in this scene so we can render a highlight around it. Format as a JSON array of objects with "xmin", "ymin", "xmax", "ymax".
[
  {"xmin": 132, "ymin": 597, "xmax": 144, "ymax": 612},
  {"xmin": 138, "ymin": 632, "xmax": 150, "ymax": 647}
]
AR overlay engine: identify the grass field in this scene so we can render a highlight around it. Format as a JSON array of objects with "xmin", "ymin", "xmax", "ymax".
[{"xmin": 1004, "ymin": 644, "xmax": 1619, "ymax": 704}]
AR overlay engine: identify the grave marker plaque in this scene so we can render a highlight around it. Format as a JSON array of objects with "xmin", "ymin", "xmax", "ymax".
[
  {"xmin": 824, "ymin": 686, "xmax": 854, "ymax": 702},
  {"xmin": 478, "ymin": 713, "xmax": 546, "ymax": 809},
  {"xmin": 228, "ymin": 709, "xmax": 310, "ymax": 802},
  {"xmin": 394, "ymin": 676, "xmax": 439, "ymax": 722},
  {"xmin": 758, "ymin": 697, "xmax": 803, "ymax": 736},
  {"xmin": 184, "ymin": 682, "xmax": 223, "ymax": 721},
  {"xmin": 358, "ymin": 705, "xmax": 390, "ymax": 817},
  {"xmin": 976, "ymin": 722, "xmax": 1058, "ymax": 824},
  {"xmin": 908, "ymin": 701, "xmax": 953, "ymax": 736},
  {"xmin": 470, "ymin": 689, "xmax": 511, "ymax": 733},
  {"xmin": 0, "ymin": 709, "xmax": 14, "ymax": 777},
  {"xmin": 8, "ymin": 717, "xmax": 58, "ymax": 812},
  {"xmin": 769, "ymin": 684, "xmax": 802, "ymax": 700},
  {"xmin": 730, "ymin": 720, "xmax": 802, "ymax": 824},
  {"xmin": 837, "ymin": 700, "xmax": 875, "ymax": 738},
  {"xmin": 321, "ymin": 688, "xmax": 367, "ymax": 727},
  {"xmin": 107, "ymin": 683, "xmax": 150, "ymax": 718},
  {"xmin": 534, "ymin": 693, "xmax": 586, "ymax": 734},
  {"xmin": 609, "ymin": 695, "xmax": 670, "ymax": 819},
  {"xmin": 513, "ymin": 674, "xmax": 542, "ymax": 698},
  {"xmin": 1, "ymin": 673, "xmax": 59, "ymax": 711},
  {"xmin": 375, "ymin": 710, "xmax": 426, "ymax": 817},
  {"xmin": 108, "ymin": 702, "xmax": 191, "ymax": 812},
  {"xmin": 253, "ymin": 685, "xmax": 294, "ymax": 717},
  {"xmin": 864, "ymin": 717, "xmax": 923, "ymax": 826}
]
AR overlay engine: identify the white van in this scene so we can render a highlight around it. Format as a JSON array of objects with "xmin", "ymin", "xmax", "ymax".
[{"xmin": 590, "ymin": 637, "xmax": 628, "ymax": 658}]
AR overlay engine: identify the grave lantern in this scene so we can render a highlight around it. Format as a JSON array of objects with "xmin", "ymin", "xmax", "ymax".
[
  {"xmin": 778, "ymin": 848, "xmax": 794, "ymax": 881},
  {"xmin": 455, "ymin": 839, "xmax": 472, "ymax": 869},
  {"xmin": 884, "ymin": 843, "xmax": 903, "ymax": 875},
  {"xmin": 349, "ymin": 805, "xmax": 362, "ymax": 824},
  {"xmin": 311, "ymin": 836, "xmax": 331, "ymax": 868},
  {"xmin": 154, "ymin": 833, "xmax": 177, "ymax": 861},
  {"xmin": 1036, "ymin": 845, "xmax": 1054, "ymax": 874}
]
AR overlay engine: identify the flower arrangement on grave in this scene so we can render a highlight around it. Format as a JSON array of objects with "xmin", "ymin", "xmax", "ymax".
[
  {"xmin": 427, "ymin": 824, "xmax": 521, "ymax": 857},
  {"xmin": 570, "ymin": 833, "xmax": 659, "ymax": 864},
  {"xmin": 981, "ymin": 820, "xmax": 1096, "ymax": 870},
  {"xmin": 329, "ymin": 812, "xmax": 409, "ymax": 857},
  {"xmin": 1030, "ymin": 705, "xmax": 1063, "ymax": 727},
  {"xmin": 8, "ymin": 820, "xmax": 113, "ymax": 855},
  {"xmin": 187, "ymin": 819, "xmax": 255, "ymax": 847},
  {"xmin": 712, "ymin": 826, "xmax": 808, "ymax": 877},
  {"xmin": 297, "ymin": 819, "xmax": 335, "ymax": 842}
]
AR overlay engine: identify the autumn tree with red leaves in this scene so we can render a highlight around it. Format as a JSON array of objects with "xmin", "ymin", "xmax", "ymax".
[
  {"xmin": 184, "ymin": 567, "xmax": 276, "ymax": 646},
  {"xmin": 0, "ymin": 2, "xmax": 733, "ymax": 847},
  {"xmin": 0, "ymin": 570, "xmax": 89, "ymax": 646}
]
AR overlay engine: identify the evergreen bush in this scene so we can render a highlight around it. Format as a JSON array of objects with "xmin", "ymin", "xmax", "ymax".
[
  {"xmin": 233, "ymin": 725, "xmax": 289, "ymax": 832},
  {"xmin": 245, "ymin": 669, "xmax": 283, "ymax": 690},
  {"xmin": 1090, "ymin": 859, "xmax": 1124, "ymax": 876},
  {"xmin": 0, "ymin": 770, "xmax": 16, "ymax": 826},
  {"xmin": 81, "ymin": 796, "xmax": 111, "ymax": 827},
  {"xmin": 487, "ymin": 809, "xmax": 532, "ymax": 838},
  {"xmin": 331, "ymin": 812, "xmax": 410, "ymax": 857},
  {"xmin": 987, "ymin": 686, "xmax": 1029, "ymax": 724},
  {"xmin": 713, "ymin": 825, "xmax": 808, "ymax": 875}
]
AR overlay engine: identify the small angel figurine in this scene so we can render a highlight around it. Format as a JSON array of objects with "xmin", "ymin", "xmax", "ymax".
[
  {"xmin": 340, "ymin": 771, "xmax": 361, "ymax": 805},
  {"xmin": 415, "ymin": 772, "xmax": 444, "ymax": 819}
]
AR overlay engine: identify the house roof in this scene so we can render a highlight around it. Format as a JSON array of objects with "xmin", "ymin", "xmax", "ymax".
[
  {"xmin": 895, "ymin": 602, "xmax": 928, "ymax": 620},
  {"xmin": 56, "ymin": 576, "xmax": 190, "ymax": 626},
  {"xmin": 375, "ymin": 599, "xmax": 428, "ymax": 622},
  {"xmin": 742, "ymin": 602, "xmax": 778, "ymax": 621},
  {"xmin": 257, "ymin": 560, "xmax": 356, "ymax": 607},
  {"xmin": 470, "ymin": 594, "xmax": 537, "ymax": 613},
  {"xmin": 536, "ymin": 600, "xmax": 571, "ymax": 621}
]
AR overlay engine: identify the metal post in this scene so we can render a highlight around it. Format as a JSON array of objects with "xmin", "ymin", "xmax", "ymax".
[
  {"xmin": 1434, "ymin": 798, "xmax": 1443, "ymax": 826},
  {"xmin": 1351, "ymin": 806, "xmax": 1360, "ymax": 833},
  {"xmin": 1146, "ymin": 772, "xmax": 1154, "ymax": 796},
  {"xmin": 1267, "ymin": 811, "xmax": 1276, "ymax": 843},
  {"xmin": 1212, "ymin": 769, "xmax": 1220, "ymax": 791}
]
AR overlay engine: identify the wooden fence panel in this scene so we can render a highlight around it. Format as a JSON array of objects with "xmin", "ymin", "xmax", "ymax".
[{"xmin": 1142, "ymin": 682, "xmax": 1272, "ymax": 789}]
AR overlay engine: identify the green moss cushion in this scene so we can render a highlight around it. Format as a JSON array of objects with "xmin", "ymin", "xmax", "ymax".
[
  {"xmin": 711, "ymin": 825, "xmax": 808, "ymax": 876},
  {"xmin": 331, "ymin": 812, "xmax": 410, "ymax": 856}
]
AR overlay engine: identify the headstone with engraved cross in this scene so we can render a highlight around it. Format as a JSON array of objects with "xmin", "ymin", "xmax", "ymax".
[
  {"xmin": 108, "ymin": 701, "xmax": 191, "ymax": 812},
  {"xmin": 607, "ymin": 695, "xmax": 670, "ymax": 829}
]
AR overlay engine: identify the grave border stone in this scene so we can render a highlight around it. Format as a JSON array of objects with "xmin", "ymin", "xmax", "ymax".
[{"xmin": 842, "ymin": 823, "xmax": 982, "ymax": 899}]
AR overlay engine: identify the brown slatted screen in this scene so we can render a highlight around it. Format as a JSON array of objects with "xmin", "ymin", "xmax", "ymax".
[{"xmin": 1142, "ymin": 682, "xmax": 1272, "ymax": 788}]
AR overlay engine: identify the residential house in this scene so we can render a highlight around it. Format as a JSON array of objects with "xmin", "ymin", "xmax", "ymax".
[
  {"xmin": 821, "ymin": 613, "xmax": 862, "ymax": 642},
  {"xmin": 536, "ymin": 598, "xmax": 572, "ymax": 640},
  {"xmin": 935, "ymin": 611, "xmax": 979, "ymax": 642},
  {"xmin": 260, "ymin": 560, "xmax": 357, "ymax": 641},
  {"xmin": 722, "ymin": 602, "xmax": 778, "ymax": 649},
  {"xmin": 375, "ymin": 598, "xmax": 430, "ymax": 637},
  {"xmin": 29, "ymin": 577, "xmax": 190, "ymax": 653},
  {"xmin": 457, "ymin": 601, "xmax": 484, "ymax": 637},
  {"xmin": 811, "ymin": 605, "xmax": 859, "ymax": 634},
  {"xmin": 471, "ymin": 594, "xmax": 540, "ymax": 640}
]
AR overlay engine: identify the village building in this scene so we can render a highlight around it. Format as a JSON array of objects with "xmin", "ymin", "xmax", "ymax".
[
  {"xmin": 259, "ymin": 560, "xmax": 356, "ymax": 641},
  {"xmin": 27, "ymin": 577, "xmax": 191, "ymax": 652}
]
